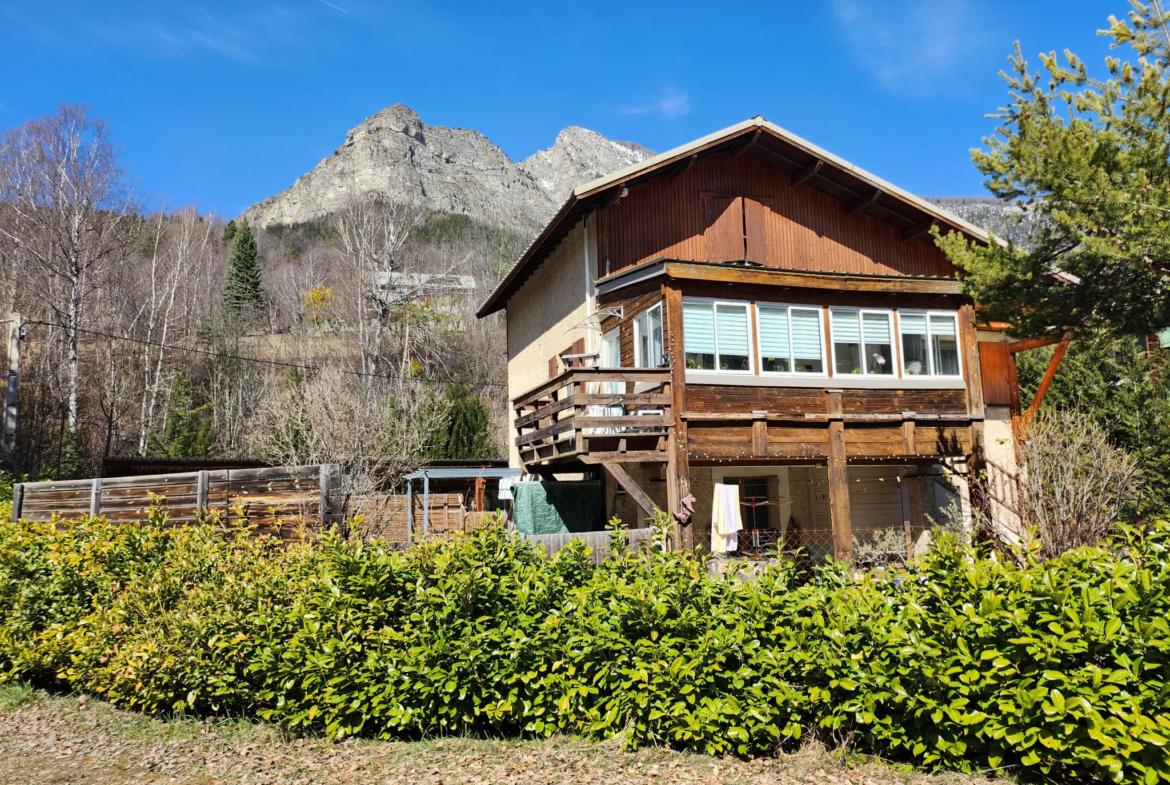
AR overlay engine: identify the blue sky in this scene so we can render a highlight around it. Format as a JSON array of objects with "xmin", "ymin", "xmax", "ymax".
[{"xmin": 0, "ymin": 1, "xmax": 1123, "ymax": 218}]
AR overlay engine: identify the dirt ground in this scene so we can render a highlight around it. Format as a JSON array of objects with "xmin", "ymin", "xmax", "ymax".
[{"xmin": 0, "ymin": 685, "xmax": 1005, "ymax": 785}]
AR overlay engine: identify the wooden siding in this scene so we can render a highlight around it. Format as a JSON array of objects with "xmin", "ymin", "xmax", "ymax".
[
  {"xmin": 596, "ymin": 153, "xmax": 957, "ymax": 279},
  {"xmin": 598, "ymin": 281, "xmax": 664, "ymax": 368},
  {"xmin": 685, "ymin": 386, "xmax": 968, "ymax": 416},
  {"xmin": 685, "ymin": 420, "xmax": 973, "ymax": 461},
  {"xmin": 979, "ymin": 342, "xmax": 1015, "ymax": 407}
]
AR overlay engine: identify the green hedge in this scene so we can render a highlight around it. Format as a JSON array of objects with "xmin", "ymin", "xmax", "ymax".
[{"xmin": 2, "ymin": 513, "xmax": 1170, "ymax": 783}]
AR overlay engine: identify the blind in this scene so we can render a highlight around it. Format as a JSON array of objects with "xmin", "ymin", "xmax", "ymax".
[
  {"xmin": 930, "ymin": 314, "xmax": 957, "ymax": 337},
  {"xmin": 862, "ymin": 312, "xmax": 892, "ymax": 345},
  {"xmin": 791, "ymin": 308, "xmax": 822, "ymax": 361},
  {"xmin": 900, "ymin": 313, "xmax": 927, "ymax": 334},
  {"xmin": 716, "ymin": 304, "xmax": 750, "ymax": 355},
  {"xmin": 683, "ymin": 302, "xmax": 715, "ymax": 354},
  {"xmin": 831, "ymin": 310, "xmax": 861, "ymax": 343},
  {"xmin": 757, "ymin": 306, "xmax": 790, "ymax": 359}
]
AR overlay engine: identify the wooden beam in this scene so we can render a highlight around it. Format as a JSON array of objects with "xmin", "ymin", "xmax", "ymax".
[
  {"xmin": 580, "ymin": 451, "xmax": 665, "ymax": 464},
  {"xmin": 664, "ymin": 282, "xmax": 691, "ymax": 549},
  {"xmin": 602, "ymin": 184, "xmax": 625, "ymax": 209},
  {"xmin": 729, "ymin": 128, "xmax": 761, "ymax": 158},
  {"xmin": 602, "ymin": 462, "xmax": 657, "ymax": 517},
  {"xmin": 846, "ymin": 189, "xmax": 882, "ymax": 216},
  {"xmin": 89, "ymin": 478, "xmax": 102, "ymax": 518},
  {"xmin": 663, "ymin": 261, "xmax": 962, "ymax": 295},
  {"xmin": 902, "ymin": 219, "xmax": 936, "ymax": 242},
  {"xmin": 668, "ymin": 154, "xmax": 697, "ymax": 183},
  {"xmin": 1021, "ymin": 332, "xmax": 1072, "ymax": 433},
  {"xmin": 789, "ymin": 159, "xmax": 823, "ymax": 187},
  {"xmin": 1007, "ymin": 334, "xmax": 1066, "ymax": 354}
]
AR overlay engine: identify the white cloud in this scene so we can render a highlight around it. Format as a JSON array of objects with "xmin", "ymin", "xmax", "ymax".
[
  {"xmin": 831, "ymin": 0, "xmax": 982, "ymax": 94},
  {"xmin": 621, "ymin": 90, "xmax": 690, "ymax": 120}
]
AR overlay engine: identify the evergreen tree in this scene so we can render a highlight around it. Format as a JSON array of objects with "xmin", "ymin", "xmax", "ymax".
[
  {"xmin": 937, "ymin": 2, "xmax": 1170, "ymax": 339},
  {"xmin": 222, "ymin": 219, "xmax": 264, "ymax": 316},
  {"xmin": 147, "ymin": 374, "xmax": 214, "ymax": 459},
  {"xmin": 433, "ymin": 385, "xmax": 494, "ymax": 460},
  {"xmin": 221, "ymin": 218, "xmax": 237, "ymax": 245}
]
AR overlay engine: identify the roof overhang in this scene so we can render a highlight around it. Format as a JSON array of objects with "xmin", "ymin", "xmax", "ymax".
[{"xmin": 477, "ymin": 116, "xmax": 992, "ymax": 318}]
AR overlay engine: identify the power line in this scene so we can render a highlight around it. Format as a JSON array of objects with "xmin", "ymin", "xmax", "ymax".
[{"xmin": 24, "ymin": 319, "xmax": 508, "ymax": 389}]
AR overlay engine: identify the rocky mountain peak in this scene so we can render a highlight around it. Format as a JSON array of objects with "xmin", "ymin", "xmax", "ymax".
[{"xmin": 520, "ymin": 126, "xmax": 653, "ymax": 205}]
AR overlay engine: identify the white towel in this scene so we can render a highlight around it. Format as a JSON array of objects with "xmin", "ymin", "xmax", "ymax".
[{"xmin": 711, "ymin": 483, "xmax": 743, "ymax": 553}]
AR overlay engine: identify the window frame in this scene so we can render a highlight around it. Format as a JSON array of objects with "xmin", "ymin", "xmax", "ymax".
[
  {"xmin": 681, "ymin": 297, "xmax": 755, "ymax": 375},
  {"xmin": 633, "ymin": 302, "xmax": 665, "ymax": 368},
  {"xmin": 896, "ymin": 309, "xmax": 963, "ymax": 379},
  {"xmin": 753, "ymin": 302, "xmax": 828, "ymax": 377},
  {"xmin": 829, "ymin": 307, "xmax": 899, "ymax": 378}
]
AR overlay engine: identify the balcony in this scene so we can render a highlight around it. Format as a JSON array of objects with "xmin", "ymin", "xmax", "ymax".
[{"xmin": 513, "ymin": 368, "xmax": 674, "ymax": 467}]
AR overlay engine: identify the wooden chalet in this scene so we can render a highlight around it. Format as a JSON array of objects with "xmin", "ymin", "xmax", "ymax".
[{"xmin": 478, "ymin": 117, "xmax": 1021, "ymax": 562}]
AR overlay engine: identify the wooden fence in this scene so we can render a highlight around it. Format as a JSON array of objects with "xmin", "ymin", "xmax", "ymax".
[{"xmin": 12, "ymin": 464, "xmax": 342, "ymax": 536}]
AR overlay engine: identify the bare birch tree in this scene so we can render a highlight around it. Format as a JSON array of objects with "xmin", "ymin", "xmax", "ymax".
[{"xmin": 0, "ymin": 104, "xmax": 133, "ymax": 433}]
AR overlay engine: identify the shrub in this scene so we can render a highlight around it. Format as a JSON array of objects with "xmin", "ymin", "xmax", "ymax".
[{"xmin": 1, "ymin": 514, "xmax": 1170, "ymax": 783}]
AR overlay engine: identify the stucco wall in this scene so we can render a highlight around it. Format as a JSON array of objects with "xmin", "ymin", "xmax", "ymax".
[{"xmin": 505, "ymin": 216, "xmax": 597, "ymax": 467}]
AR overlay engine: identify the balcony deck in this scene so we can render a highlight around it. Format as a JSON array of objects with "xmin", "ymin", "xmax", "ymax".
[{"xmin": 513, "ymin": 368, "xmax": 674, "ymax": 467}]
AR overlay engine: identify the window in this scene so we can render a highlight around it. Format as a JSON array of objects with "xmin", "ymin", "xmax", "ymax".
[
  {"xmin": 683, "ymin": 299, "xmax": 752, "ymax": 372},
  {"xmin": 831, "ymin": 309, "xmax": 895, "ymax": 376},
  {"xmin": 633, "ymin": 303, "xmax": 664, "ymax": 368},
  {"xmin": 899, "ymin": 311, "xmax": 961, "ymax": 377},
  {"xmin": 756, "ymin": 304, "xmax": 825, "ymax": 374}
]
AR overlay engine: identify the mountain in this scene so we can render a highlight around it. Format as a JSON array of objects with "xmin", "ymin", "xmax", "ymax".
[
  {"xmin": 242, "ymin": 105, "xmax": 651, "ymax": 234},
  {"xmin": 243, "ymin": 104, "xmax": 1036, "ymax": 247},
  {"xmin": 926, "ymin": 197, "xmax": 1041, "ymax": 247}
]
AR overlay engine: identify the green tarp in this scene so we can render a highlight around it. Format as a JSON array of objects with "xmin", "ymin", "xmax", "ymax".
[{"xmin": 512, "ymin": 481, "xmax": 605, "ymax": 535}]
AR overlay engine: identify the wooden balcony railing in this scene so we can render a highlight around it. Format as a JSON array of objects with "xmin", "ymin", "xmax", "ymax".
[{"xmin": 512, "ymin": 367, "xmax": 674, "ymax": 466}]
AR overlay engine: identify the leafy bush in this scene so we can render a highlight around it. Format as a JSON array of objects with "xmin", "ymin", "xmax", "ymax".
[{"xmin": 2, "ymin": 514, "xmax": 1170, "ymax": 784}]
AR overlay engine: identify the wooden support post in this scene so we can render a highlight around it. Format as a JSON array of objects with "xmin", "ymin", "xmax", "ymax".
[
  {"xmin": 318, "ymin": 464, "xmax": 333, "ymax": 529},
  {"xmin": 826, "ymin": 390, "xmax": 853, "ymax": 566},
  {"xmin": 901, "ymin": 420, "xmax": 917, "ymax": 455},
  {"xmin": 663, "ymin": 283, "xmax": 691, "ymax": 548},
  {"xmin": 11, "ymin": 481, "xmax": 22, "ymax": 522},
  {"xmin": 89, "ymin": 478, "xmax": 102, "ymax": 518},
  {"xmin": 196, "ymin": 470, "xmax": 210, "ymax": 518},
  {"xmin": 900, "ymin": 485, "xmax": 913, "ymax": 561},
  {"xmin": 602, "ymin": 462, "xmax": 657, "ymax": 519},
  {"xmin": 3, "ymin": 313, "xmax": 21, "ymax": 469},
  {"xmin": 1021, "ymin": 332, "xmax": 1072, "ymax": 434},
  {"xmin": 474, "ymin": 475, "xmax": 485, "ymax": 512}
]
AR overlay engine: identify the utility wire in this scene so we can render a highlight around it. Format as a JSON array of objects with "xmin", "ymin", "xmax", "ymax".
[{"xmin": 24, "ymin": 319, "xmax": 508, "ymax": 389}]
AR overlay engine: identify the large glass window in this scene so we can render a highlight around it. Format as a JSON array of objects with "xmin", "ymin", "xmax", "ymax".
[
  {"xmin": 757, "ymin": 304, "xmax": 825, "ymax": 374},
  {"xmin": 831, "ymin": 309, "xmax": 895, "ymax": 375},
  {"xmin": 899, "ymin": 311, "xmax": 961, "ymax": 377},
  {"xmin": 633, "ymin": 304, "xmax": 664, "ymax": 368},
  {"xmin": 683, "ymin": 299, "xmax": 752, "ymax": 372}
]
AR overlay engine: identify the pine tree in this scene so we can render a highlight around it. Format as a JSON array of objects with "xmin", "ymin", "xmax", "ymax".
[
  {"xmin": 937, "ymin": 3, "xmax": 1170, "ymax": 339},
  {"xmin": 221, "ymin": 218, "xmax": 237, "ymax": 245},
  {"xmin": 222, "ymin": 219, "xmax": 264, "ymax": 316},
  {"xmin": 433, "ymin": 385, "xmax": 494, "ymax": 460},
  {"xmin": 147, "ymin": 373, "xmax": 214, "ymax": 459}
]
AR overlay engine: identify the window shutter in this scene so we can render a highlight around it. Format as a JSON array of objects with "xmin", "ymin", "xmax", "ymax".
[
  {"xmin": 715, "ymin": 304, "xmax": 750, "ymax": 356},
  {"xmin": 979, "ymin": 342, "xmax": 1014, "ymax": 407},
  {"xmin": 744, "ymin": 198, "xmax": 769, "ymax": 264},
  {"xmin": 900, "ymin": 313, "xmax": 927, "ymax": 334},
  {"xmin": 831, "ymin": 310, "xmax": 861, "ymax": 343},
  {"xmin": 930, "ymin": 314, "xmax": 957, "ymax": 337},
  {"xmin": 706, "ymin": 197, "xmax": 745, "ymax": 262},
  {"xmin": 791, "ymin": 309, "xmax": 822, "ymax": 361},
  {"xmin": 757, "ymin": 306, "xmax": 790, "ymax": 360},
  {"xmin": 683, "ymin": 301, "xmax": 716, "ymax": 355},
  {"xmin": 862, "ymin": 312, "xmax": 891, "ymax": 345}
]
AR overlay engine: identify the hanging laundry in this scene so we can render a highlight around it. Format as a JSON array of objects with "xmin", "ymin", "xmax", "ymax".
[{"xmin": 711, "ymin": 483, "xmax": 743, "ymax": 553}]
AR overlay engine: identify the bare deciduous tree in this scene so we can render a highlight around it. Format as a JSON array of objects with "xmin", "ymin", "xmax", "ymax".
[{"xmin": 0, "ymin": 103, "xmax": 134, "ymax": 433}]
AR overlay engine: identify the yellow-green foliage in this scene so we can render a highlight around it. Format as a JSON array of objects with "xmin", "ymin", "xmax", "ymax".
[{"xmin": 1, "ymin": 516, "xmax": 1170, "ymax": 783}]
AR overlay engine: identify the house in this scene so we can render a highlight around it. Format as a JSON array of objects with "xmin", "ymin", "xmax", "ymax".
[{"xmin": 477, "ymin": 117, "xmax": 1022, "ymax": 562}]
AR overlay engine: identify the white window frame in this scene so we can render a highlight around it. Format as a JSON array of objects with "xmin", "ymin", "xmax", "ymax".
[
  {"xmin": 897, "ymin": 309, "xmax": 963, "ymax": 379},
  {"xmin": 829, "ymin": 307, "xmax": 899, "ymax": 378},
  {"xmin": 682, "ymin": 297, "xmax": 755, "ymax": 375},
  {"xmin": 753, "ymin": 302, "xmax": 827, "ymax": 377},
  {"xmin": 633, "ymin": 302, "xmax": 664, "ymax": 368}
]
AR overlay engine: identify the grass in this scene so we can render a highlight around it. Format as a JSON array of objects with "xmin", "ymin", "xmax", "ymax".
[{"xmin": 0, "ymin": 684, "xmax": 1008, "ymax": 784}]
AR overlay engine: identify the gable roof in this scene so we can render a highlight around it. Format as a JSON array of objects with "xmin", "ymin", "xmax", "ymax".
[{"xmin": 477, "ymin": 116, "xmax": 991, "ymax": 318}]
